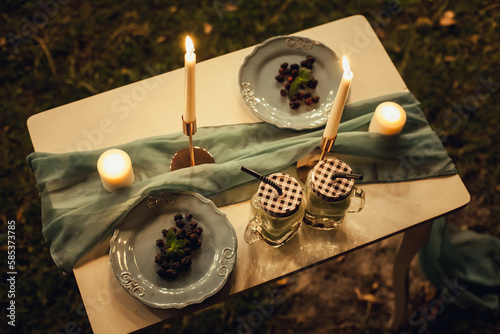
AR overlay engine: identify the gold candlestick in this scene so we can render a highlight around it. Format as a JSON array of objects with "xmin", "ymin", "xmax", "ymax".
[
  {"xmin": 170, "ymin": 117, "xmax": 215, "ymax": 171},
  {"xmin": 319, "ymin": 136, "xmax": 336, "ymax": 161}
]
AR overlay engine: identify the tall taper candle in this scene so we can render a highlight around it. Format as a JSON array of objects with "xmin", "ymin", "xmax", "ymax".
[
  {"xmin": 184, "ymin": 36, "xmax": 196, "ymax": 123},
  {"xmin": 323, "ymin": 56, "xmax": 353, "ymax": 139}
]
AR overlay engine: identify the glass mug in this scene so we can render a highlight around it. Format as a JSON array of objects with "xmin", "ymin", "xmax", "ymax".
[
  {"xmin": 303, "ymin": 159, "xmax": 365, "ymax": 230},
  {"xmin": 244, "ymin": 173, "xmax": 305, "ymax": 247}
]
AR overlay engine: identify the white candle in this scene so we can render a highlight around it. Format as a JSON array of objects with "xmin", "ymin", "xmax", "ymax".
[
  {"xmin": 324, "ymin": 56, "xmax": 353, "ymax": 139},
  {"xmin": 184, "ymin": 36, "xmax": 196, "ymax": 123},
  {"xmin": 97, "ymin": 149, "xmax": 135, "ymax": 192},
  {"xmin": 369, "ymin": 102, "xmax": 407, "ymax": 135}
]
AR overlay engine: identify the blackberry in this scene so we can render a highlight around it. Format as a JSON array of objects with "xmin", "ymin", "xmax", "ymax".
[
  {"xmin": 162, "ymin": 229, "xmax": 168, "ymax": 237},
  {"xmin": 295, "ymin": 92, "xmax": 305, "ymax": 100},
  {"xmin": 305, "ymin": 97, "xmax": 313, "ymax": 106},
  {"xmin": 307, "ymin": 55, "xmax": 315, "ymax": 63},
  {"xmin": 183, "ymin": 247, "xmax": 192, "ymax": 255},
  {"xmin": 185, "ymin": 213, "xmax": 193, "ymax": 220},
  {"xmin": 284, "ymin": 83, "xmax": 291, "ymax": 91},
  {"xmin": 162, "ymin": 269, "xmax": 178, "ymax": 280},
  {"xmin": 171, "ymin": 262, "xmax": 181, "ymax": 271},
  {"xmin": 290, "ymin": 63, "xmax": 299, "ymax": 70},
  {"xmin": 307, "ymin": 78, "xmax": 318, "ymax": 89},
  {"xmin": 287, "ymin": 76, "xmax": 294, "ymax": 83},
  {"xmin": 304, "ymin": 92, "xmax": 312, "ymax": 99},
  {"xmin": 190, "ymin": 239, "xmax": 202, "ymax": 250},
  {"xmin": 156, "ymin": 239, "xmax": 165, "ymax": 248},
  {"xmin": 176, "ymin": 228, "xmax": 187, "ymax": 239},
  {"xmin": 188, "ymin": 233, "xmax": 199, "ymax": 242},
  {"xmin": 160, "ymin": 260, "xmax": 170, "ymax": 269},
  {"xmin": 275, "ymin": 75, "xmax": 284, "ymax": 83},
  {"xmin": 174, "ymin": 213, "xmax": 183, "ymax": 221},
  {"xmin": 280, "ymin": 62, "xmax": 288, "ymax": 69},
  {"xmin": 176, "ymin": 220, "xmax": 185, "ymax": 228},
  {"xmin": 181, "ymin": 255, "xmax": 192, "ymax": 269},
  {"xmin": 192, "ymin": 227, "xmax": 203, "ymax": 235},
  {"xmin": 312, "ymin": 96, "xmax": 320, "ymax": 103},
  {"xmin": 157, "ymin": 267, "xmax": 167, "ymax": 277},
  {"xmin": 290, "ymin": 95, "xmax": 298, "ymax": 102},
  {"xmin": 280, "ymin": 89, "xmax": 287, "ymax": 96},
  {"xmin": 190, "ymin": 221, "xmax": 198, "ymax": 229},
  {"xmin": 160, "ymin": 245, "xmax": 168, "ymax": 254},
  {"xmin": 291, "ymin": 69, "xmax": 299, "ymax": 78},
  {"xmin": 290, "ymin": 101, "xmax": 301, "ymax": 109},
  {"xmin": 304, "ymin": 62, "xmax": 313, "ymax": 70},
  {"xmin": 300, "ymin": 60, "xmax": 309, "ymax": 68},
  {"xmin": 155, "ymin": 253, "xmax": 166, "ymax": 265},
  {"xmin": 279, "ymin": 68, "xmax": 291, "ymax": 76}
]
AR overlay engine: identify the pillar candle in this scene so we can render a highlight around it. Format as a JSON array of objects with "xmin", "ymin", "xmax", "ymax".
[
  {"xmin": 97, "ymin": 149, "xmax": 135, "ymax": 192},
  {"xmin": 368, "ymin": 102, "xmax": 407, "ymax": 135}
]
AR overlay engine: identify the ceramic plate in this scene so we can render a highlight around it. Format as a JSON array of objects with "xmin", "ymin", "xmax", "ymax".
[
  {"xmin": 239, "ymin": 36, "xmax": 342, "ymax": 130},
  {"xmin": 110, "ymin": 192, "xmax": 237, "ymax": 309}
]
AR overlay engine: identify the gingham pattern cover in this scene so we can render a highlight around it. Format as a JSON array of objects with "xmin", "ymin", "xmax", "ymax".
[
  {"xmin": 310, "ymin": 159, "xmax": 354, "ymax": 202},
  {"xmin": 258, "ymin": 173, "xmax": 303, "ymax": 217}
]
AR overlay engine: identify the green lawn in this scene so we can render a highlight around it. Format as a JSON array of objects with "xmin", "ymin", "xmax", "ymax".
[{"xmin": 1, "ymin": 0, "xmax": 499, "ymax": 333}]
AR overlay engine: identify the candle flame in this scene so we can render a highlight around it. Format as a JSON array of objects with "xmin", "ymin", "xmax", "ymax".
[
  {"xmin": 185, "ymin": 36, "xmax": 195, "ymax": 55},
  {"xmin": 342, "ymin": 56, "xmax": 352, "ymax": 77}
]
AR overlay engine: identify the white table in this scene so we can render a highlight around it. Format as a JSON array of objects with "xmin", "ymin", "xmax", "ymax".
[{"xmin": 27, "ymin": 15, "xmax": 469, "ymax": 333}]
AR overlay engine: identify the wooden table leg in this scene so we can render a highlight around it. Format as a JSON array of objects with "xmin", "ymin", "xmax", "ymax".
[{"xmin": 389, "ymin": 220, "xmax": 433, "ymax": 331}]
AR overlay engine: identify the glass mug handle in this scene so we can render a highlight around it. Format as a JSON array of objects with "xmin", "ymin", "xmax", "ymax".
[
  {"xmin": 347, "ymin": 187, "xmax": 365, "ymax": 213},
  {"xmin": 244, "ymin": 213, "xmax": 263, "ymax": 244}
]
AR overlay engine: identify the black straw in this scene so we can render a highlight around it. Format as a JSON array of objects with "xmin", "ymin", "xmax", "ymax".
[
  {"xmin": 241, "ymin": 166, "xmax": 283, "ymax": 196},
  {"xmin": 331, "ymin": 172, "xmax": 363, "ymax": 181}
]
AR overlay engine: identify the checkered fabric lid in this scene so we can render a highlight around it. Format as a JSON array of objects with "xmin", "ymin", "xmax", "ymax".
[
  {"xmin": 257, "ymin": 173, "xmax": 303, "ymax": 217},
  {"xmin": 310, "ymin": 159, "xmax": 354, "ymax": 202}
]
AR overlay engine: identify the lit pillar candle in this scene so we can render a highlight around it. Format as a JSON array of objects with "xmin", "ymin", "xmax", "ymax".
[
  {"xmin": 369, "ymin": 102, "xmax": 407, "ymax": 135},
  {"xmin": 97, "ymin": 149, "xmax": 135, "ymax": 192},
  {"xmin": 184, "ymin": 36, "xmax": 196, "ymax": 123},
  {"xmin": 324, "ymin": 56, "xmax": 353, "ymax": 139}
]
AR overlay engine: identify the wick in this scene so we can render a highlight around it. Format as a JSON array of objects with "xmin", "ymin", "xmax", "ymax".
[
  {"xmin": 331, "ymin": 172, "xmax": 363, "ymax": 181},
  {"xmin": 241, "ymin": 166, "xmax": 283, "ymax": 196}
]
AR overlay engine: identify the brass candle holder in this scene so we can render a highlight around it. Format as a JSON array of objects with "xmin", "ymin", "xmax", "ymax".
[
  {"xmin": 296, "ymin": 135, "xmax": 336, "ymax": 182},
  {"xmin": 319, "ymin": 136, "xmax": 336, "ymax": 161},
  {"xmin": 170, "ymin": 117, "xmax": 215, "ymax": 171}
]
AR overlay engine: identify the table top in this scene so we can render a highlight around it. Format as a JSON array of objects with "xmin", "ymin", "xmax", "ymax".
[{"xmin": 27, "ymin": 15, "xmax": 470, "ymax": 334}]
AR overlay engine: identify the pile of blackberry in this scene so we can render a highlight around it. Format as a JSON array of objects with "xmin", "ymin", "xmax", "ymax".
[
  {"xmin": 155, "ymin": 213, "xmax": 203, "ymax": 280},
  {"xmin": 275, "ymin": 55, "xmax": 320, "ymax": 109}
]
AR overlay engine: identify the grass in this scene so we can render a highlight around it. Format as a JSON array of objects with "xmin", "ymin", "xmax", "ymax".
[{"xmin": 1, "ymin": 0, "xmax": 499, "ymax": 333}]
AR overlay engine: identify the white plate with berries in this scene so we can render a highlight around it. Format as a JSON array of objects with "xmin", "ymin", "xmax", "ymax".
[
  {"xmin": 239, "ymin": 35, "xmax": 342, "ymax": 130},
  {"xmin": 109, "ymin": 191, "xmax": 237, "ymax": 309}
]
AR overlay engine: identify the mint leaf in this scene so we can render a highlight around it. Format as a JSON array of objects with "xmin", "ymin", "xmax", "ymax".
[
  {"xmin": 162, "ymin": 227, "xmax": 190, "ymax": 260},
  {"xmin": 288, "ymin": 68, "xmax": 312, "ymax": 97},
  {"xmin": 289, "ymin": 80, "xmax": 301, "ymax": 97},
  {"xmin": 165, "ymin": 228, "xmax": 176, "ymax": 245},
  {"xmin": 299, "ymin": 67, "xmax": 312, "ymax": 80},
  {"xmin": 176, "ymin": 239, "xmax": 188, "ymax": 249}
]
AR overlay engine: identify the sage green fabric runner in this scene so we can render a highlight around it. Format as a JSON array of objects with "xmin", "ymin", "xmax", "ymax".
[
  {"xmin": 27, "ymin": 92, "xmax": 457, "ymax": 271},
  {"xmin": 420, "ymin": 217, "xmax": 500, "ymax": 313}
]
